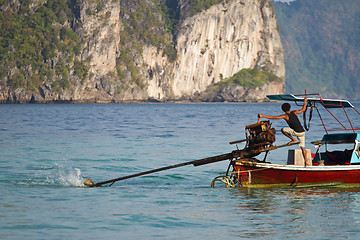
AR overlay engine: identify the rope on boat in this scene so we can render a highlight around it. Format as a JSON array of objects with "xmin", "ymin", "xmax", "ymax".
[
  {"xmin": 211, "ymin": 175, "xmax": 235, "ymax": 188},
  {"xmin": 211, "ymin": 168, "xmax": 268, "ymax": 188},
  {"xmin": 303, "ymin": 101, "xmax": 314, "ymax": 131}
]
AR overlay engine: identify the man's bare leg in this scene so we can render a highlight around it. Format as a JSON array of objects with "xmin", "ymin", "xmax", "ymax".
[
  {"xmin": 281, "ymin": 128, "xmax": 297, "ymax": 145},
  {"xmin": 301, "ymin": 146, "xmax": 308, "ymax": 166}
]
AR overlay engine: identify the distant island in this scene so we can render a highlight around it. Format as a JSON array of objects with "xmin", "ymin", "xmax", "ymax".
[
  {"xmin": 0, "ymin": 0, "xmax": 284, "ymax": 103},
  {"xmin": 1, "ymin": 0, "xmax": 358, "ymax": 103}
]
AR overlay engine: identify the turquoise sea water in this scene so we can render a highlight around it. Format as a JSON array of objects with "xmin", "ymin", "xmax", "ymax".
[{"xmin": 1, "ymin": 103, "xmax": 360, "ymax": 239}]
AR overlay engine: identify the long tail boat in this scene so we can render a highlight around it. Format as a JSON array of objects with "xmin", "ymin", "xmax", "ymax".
[
  {"xmin": 225, "ymin": 93, "xmax": 360, "ymax": 188},
  {"xmin": 84, "ymin": 93, "xmax": 360, "ymax": 189}
]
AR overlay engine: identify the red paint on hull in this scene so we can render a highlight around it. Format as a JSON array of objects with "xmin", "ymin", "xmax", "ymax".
[{"xmin": 234, "ymin": 162, "xmax": 360, "ymax": 187}]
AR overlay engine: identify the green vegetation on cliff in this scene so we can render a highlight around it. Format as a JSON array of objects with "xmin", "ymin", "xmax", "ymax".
[
  {"xmin": 213, "ymin": 68, "xmax": 282, "ymax": 89},
  {"xmin": 188, "ymin": 0, "xmax": 224, "ymax": 15},
  {"xmin": 0, "ymin": 0, "xmax": 88, "ymax": 93}
]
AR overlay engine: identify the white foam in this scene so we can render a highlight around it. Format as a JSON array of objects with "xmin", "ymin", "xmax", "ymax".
[{"xmin": 46, "ymin": 163, "xmax": 84, "ymax": 187}]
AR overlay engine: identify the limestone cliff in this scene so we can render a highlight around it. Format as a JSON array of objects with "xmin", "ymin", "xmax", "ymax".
[
  {"xmin": 0, "ymin": 0, "xmax": 284, "ymax": 103},
  {"xmin": 170, "ymin": 0, "xmax": 284, "ymax": 100}
]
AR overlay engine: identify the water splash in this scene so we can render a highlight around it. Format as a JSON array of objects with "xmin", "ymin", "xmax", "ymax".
[{"xmin": 45, "ymin": 163, "xmax": 84, "ymax": 187}]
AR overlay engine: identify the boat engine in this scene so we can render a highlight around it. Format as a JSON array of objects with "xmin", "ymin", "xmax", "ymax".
[
  {"xmin": 246, "ymin": 121, "xmax": 276, "ymax": 150},
  {"xmin": 232, "ymin": 120, "xmax": 276, "ymax": 159}
]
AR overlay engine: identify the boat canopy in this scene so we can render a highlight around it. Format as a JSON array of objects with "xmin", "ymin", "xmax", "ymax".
[
  {"xmin": 322, "ymin": 133, "xmax": 360, "ymax": 144},
  {"xmin": 311, "ymin": 133, "xmax": 360, "ymax": 145},
  {"xmin": 266, "ymin": 94, "xmax": 354, "ymax": 108},
  {"xmin": 267, "ymin": 93, "xmax": 360, "ymax": 133}
]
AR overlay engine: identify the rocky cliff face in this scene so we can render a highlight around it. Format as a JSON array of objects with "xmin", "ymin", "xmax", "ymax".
[
  {"xmin": 169, "ymin": 0, "xmax": 284, "ymax": 99},
  {"xmin": 0, "ymin": 0, "xmax": 284, "ymax": 103}
]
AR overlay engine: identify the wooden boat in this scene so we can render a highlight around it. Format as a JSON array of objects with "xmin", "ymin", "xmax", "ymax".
[
  {"xmin": 85, "ymin": 92, "xmax": 360, "ymax": 189},
  {"xmin": 229, "ymin": 93, "xmax": 360, "ymax": 188}
]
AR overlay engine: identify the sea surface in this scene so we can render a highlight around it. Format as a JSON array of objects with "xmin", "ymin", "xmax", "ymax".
[{"xmin": 1, "ymin": 102, "xmax": 360, "ymax": 239}]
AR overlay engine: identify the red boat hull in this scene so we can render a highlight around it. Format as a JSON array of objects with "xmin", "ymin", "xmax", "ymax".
[{"xmin": 234, "ymin": 160, "xmax": 360, "ymax": 188}]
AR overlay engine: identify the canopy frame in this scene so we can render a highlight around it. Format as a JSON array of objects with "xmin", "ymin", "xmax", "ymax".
[{"xmin": 266, "ymin": 93, "xmax": 360, "ymax": 134}]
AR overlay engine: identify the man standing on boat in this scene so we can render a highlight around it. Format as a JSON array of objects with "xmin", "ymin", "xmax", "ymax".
[{"xmin": 258, "ymin": 98, "xmax": 309, "ymax": 166}]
